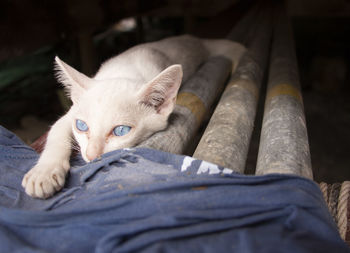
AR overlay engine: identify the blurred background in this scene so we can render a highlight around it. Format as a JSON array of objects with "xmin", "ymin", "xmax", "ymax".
[{"xmin": 0, "ymin": 0, "xmax": 349, "ymax": 183}]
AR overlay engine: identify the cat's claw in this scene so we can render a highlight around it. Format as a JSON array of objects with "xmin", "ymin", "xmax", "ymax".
[{"xmin": 22, "ymin": 161, "xmax": 69, "ymax": 199}]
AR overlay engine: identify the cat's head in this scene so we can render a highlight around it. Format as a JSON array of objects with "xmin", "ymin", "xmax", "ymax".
[{"xmin": 55, "ymin": 57, "xmax": 183, "ymax": 162}]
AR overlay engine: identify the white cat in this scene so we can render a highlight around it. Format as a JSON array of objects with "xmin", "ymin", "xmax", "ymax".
[{"xmin": 22, "ymin": 35, "xmax": 246, "ymax": 198}]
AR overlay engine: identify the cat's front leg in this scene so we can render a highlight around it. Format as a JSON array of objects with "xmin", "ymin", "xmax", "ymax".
[
  {"xmin": 22, "ymin": 111, "xmax": 73, "ymax": 199},
  {"xmin": 22, "ymin": 159, "xmax": 70, "ymax": 199}
]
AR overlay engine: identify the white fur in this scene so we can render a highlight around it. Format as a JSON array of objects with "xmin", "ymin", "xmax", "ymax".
[{"xmin": 22, "ymin": 35, "xmax": 246, "ymax": 198}]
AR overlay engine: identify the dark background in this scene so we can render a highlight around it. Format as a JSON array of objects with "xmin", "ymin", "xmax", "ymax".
[{"xmin": 0, "ymin": 0, "xmax": 349, "ymax": 183}]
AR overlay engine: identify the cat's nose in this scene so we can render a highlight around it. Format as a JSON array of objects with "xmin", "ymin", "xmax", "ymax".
[
  {"xmin": 86, "ymin": 152, "xmax": 101, "ymax": 162},
  {"xmin": 86, "ymin": 142, "xmax": 104, "ymax": 161}
]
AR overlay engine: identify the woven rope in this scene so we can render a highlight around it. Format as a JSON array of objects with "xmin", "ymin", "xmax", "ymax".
[
  {"xmin": 320, "ymin": 182, "xmax": 350, "ymax": 246},
  {"xmin": 319, "ymin": 182, "xmax": 340, "ymax": 222},
  {"xmin": 330, "ymin": 183, "xmax": 342, "ymax": 223},
  {"xmin": 319, "ymin": 182, "xmax": 328, "ymax": 204},
  {"xmin": 337, "ymin": 181, "xmax": 350, "ymax": 244}
]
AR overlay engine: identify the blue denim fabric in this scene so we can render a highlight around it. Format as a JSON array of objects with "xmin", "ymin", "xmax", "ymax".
[{"xmin": 0, "ymin": 125, "xmax": 348, "ymax": 253}]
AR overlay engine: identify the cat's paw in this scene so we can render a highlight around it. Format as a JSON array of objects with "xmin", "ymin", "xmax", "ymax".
[{"xmin": 22, "ymin": 161, "xmax": 70, "ymax": 199}]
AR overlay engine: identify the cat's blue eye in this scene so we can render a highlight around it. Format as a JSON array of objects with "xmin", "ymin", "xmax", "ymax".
[
  {"xmin": 76, "ymin": 119, "xmax": 89, "ymax": 132},
  {"xmin": 113, "ymin": 125, "xmax": 131, "ymax": 136}
]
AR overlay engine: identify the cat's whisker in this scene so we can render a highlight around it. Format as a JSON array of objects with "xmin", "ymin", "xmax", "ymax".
[{"xmin": 69, "ymin": 136, "xmax": 81, "ymax": 153}]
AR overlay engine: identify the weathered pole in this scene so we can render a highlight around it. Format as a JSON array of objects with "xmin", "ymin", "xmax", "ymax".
[
  {"xmin": 193, "ymin": 7, "xmax": 272, "ymax": 172},
  {"xmin": 255, "ymin": 3, "xmax": 313, "ymax": 179}
]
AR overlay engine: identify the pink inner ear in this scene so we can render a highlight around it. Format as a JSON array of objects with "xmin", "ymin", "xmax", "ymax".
[
  {"xmin": 156, "ymin": 97, "xmax": 176, "ymax": 114},
  {"xmin": 141, "ymin": 85, "xmax": 166, "ymax": 109},
  {"xmin": 139, "ymin": 64, "xmax": 183, "ymax": 114}
]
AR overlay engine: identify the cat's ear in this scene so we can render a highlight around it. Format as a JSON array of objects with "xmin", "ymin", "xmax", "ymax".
[
  {"xmin": 54, "ymin": 56, "xmax": 94, "ymax": 104},
  {"xmin": 138, "ymin": 64, "xmax": 183, "ymax": 116}
]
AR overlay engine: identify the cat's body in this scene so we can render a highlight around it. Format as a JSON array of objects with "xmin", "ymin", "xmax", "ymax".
[
  {"xmin": 22, "ymin": 35, "xmax": 246, "ymax": 198},
  {"xmin": 97, "ymin": 35, "xmax": 208, "ymax": 82}
]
